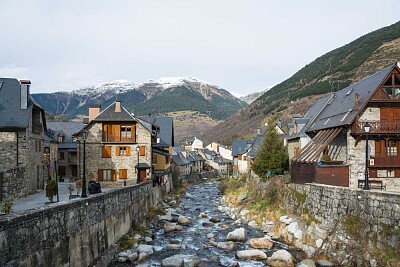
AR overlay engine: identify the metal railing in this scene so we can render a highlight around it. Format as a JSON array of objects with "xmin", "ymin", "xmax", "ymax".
[{"xmin": 102, "ymin": 134, "xmax": 136, "ymax": 142}]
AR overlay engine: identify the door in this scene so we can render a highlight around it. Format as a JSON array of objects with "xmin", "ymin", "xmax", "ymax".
[{"xmin": 139, "ymin": 170, "xmax": 147, "ymax": 182}]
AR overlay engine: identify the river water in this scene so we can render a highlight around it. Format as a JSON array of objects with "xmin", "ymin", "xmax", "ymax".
[{"xmin": 114, "ymin": 180, "xmax": 304, "ymax": 266}]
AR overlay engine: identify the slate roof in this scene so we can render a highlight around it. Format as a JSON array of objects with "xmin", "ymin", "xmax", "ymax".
[
  {"xmin": 232, "ymin": 140, "xmax": 252, "ymax": 157},
  {"xmin": 186, "ymin": 151, "xmax": 204, "ymax": 162},
  {"xmin": 151, "ymin": 117, "xmax": 174, "ymax": 147},
  {"xmin": 172, "ymin": 155, "xmax": 190, "ymax": 166},
  {"xmin": 214, "ymin": 155, "xmax": 233, "ymax": 164},
  {"xmin": 248, "ymin": 133, "xmax": 265, "ymax": 158},
  {"xmin": 307, "ymin": 64, "xmax": 395, "ymax": 132},
  {"xmin": 47, "ymin": 122, "xmax": 85, "ymax": 142},
  {"xmin": 288, "ymin": 94, "xmax": 331, "ymax": 140},
  {"xmin": 93, "ymin": 102, "xmax": 137, "ymax": 122},
  {"xmin": 0, "ymin": 78, "xmax": 45, "ymax": 130}
]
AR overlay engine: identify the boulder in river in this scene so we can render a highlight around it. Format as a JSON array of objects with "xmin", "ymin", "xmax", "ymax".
[
  {"xmin": 217, "ymin": 241, "xmax": 237, "ymax": 251},
  {"xmin": 266, "ymin": 249, "xmax": 294, "ymax": 267},
  {"xmin": 298, "ymin": 259, "xmax": 317, "ymax": 267},
  {"xmin": 178, "ymin": 215, "xmax": 191, "ymax": 225},
  {"xmin": 198, "ymin": 212, "xmax": 208, "ymax": 218},
  {"xmin": 167, "ymin": 244, "xmax": 185, "ymax": 250},
  {"xmin": 227, "ymin": 228, "xmax": 246, "ymax": 242},
  {"xmin": 164, "ymin": 222, "xmax": 182, "ymax": 233},
  {"xmin": 315, "ymin": 260, "xmax": 334, "ymax": 267},
  {"xmin": 249, "ymin": 237, "xmax": 273, "ymax": 249},
  {"xmin": 236, "ymin": 249, "xmax": 268, "ymax": 260},
  {"xmin": 161, "ymin": 254, "xmax": 184, "ymax": 267},
  {"xmin": 209, "ymin": 216, "xmax": 221, "ymax": 223},
  {"xmin": 202, "ymin": 221, "xmax": 214, "ymax": 227}
]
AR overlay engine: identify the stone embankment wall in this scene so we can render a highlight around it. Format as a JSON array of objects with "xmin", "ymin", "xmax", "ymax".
[
  {"xmin": 284, "ymin": 183, "xmax": 400, "ymax": 252},
  {"xmin": 0, "ymin": 181, "xmax": 165, "ymax": 267},
  {"xmin": 0, "ymin": 167, "xmax": 26, "ymax": 200}
]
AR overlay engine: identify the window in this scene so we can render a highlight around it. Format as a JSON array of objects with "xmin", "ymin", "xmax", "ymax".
[
  {"xmin": 59, "ymin": 152, "xmax": 65, "ymax": 160},
  {"xmin": 98, "ymin": 169, "xmax": 116, "ymax": 181},
  {"xmin": 381, "ymin": 74, "xmax": 400, "ymax": 99},
  {"xmin": 119, "ymin": 169, "xmax": 127, "ymax": 179},
  {"xmin": 387, "ymin": 141, "xmax": 397, "ymax": 156},
  {"xmin": 117, "ymin": 146, "xmax": 130, "ymax": 156},
  {"xmin": 102, "ymin": 146, "xmax": 112, "ymax": 158},
  {"xmin": 140, "ymin": 145, "xmax": 146, "ymax": 156},
  {"xmin": 121, "ymin": 125, "xmax": 132, "ymax": 141},
  {"xmin": 294, "ymin": 147, "xmax": 300, "ymax": 155}
]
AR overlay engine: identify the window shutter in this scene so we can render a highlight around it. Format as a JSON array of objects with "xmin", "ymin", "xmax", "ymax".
[
  {"xmin": 375, "ymin": 140, "xmax": 381, "ymax": 156},
  {"xmin": 116, "ymin": 146, "xmax": 120, "ymax": 156},
  {"xmin": 132, "ymin": 124, "xmax": 136, "ymax": 142},
  {"xmin": 126, "ymin": 146, "xmax": 131, "ymax": 156},
  {"xmin": 111, "ymin": 170, "xmax": 116, "ymax": 181},
  {"xmin": 140, "ymin": 145, "xmax": 146, "ymax": 156},
  {"xmin": 112, "ymin": 125, "xmax": 121, "ymax": 142},
  {"xmin": 98, "ymin": 169, "xmax": 103, "ymax": 181},
  {"xmin": 119, "ymin": 169, "xmax": 127, "ymax": 179},
  {"xmin": 102, "ymin": 146, "xmax": 112, "ymax": 158}
]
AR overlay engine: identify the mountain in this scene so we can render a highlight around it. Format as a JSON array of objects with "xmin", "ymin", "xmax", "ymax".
[
  {"xmin": 33, "ymin": 77, "xmax": 248, "ymax": 141},
  {"xmin": 200, "ymin": 20, "xmax": 400, "ymax": 145},
  {"xmin": 33, "ymin": 77, "xmax": 247, "ymax": 120}
]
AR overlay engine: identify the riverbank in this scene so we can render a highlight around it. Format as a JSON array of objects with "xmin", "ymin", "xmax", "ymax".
[
  {"xmin": 219, "ymin": 175, "xmax": 400, "ymax": 267},
  {"xmin": 110, "ymin": 178, "xmax": 307, "ymax": 266}
]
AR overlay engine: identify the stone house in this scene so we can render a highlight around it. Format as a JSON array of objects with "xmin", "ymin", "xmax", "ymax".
[
  {"xmin": 47, "ymin": 121, "xmax": 84, "ymax": 181},
  {"xmin": 149, "ymin": 117, "xmax": 174, "ymax": 179},
  {"xmin": 0, "ymin": 79, "xmax": 47, "ymax": 199},
  {"xmin": 172, "ymin": 147, "xmax": 191, "ymax": 176},
  {"xmin": 291, "ymin": 63, "xmax": 400, "ymax": 191},
  {"xmin": 287, "ymin": 96, "xmax": 331, "ymax": 161},
  {"xmin": 74, "ymin": 101, "xmax": 157, "ymax": 184},
  {"xmin": 43, "ymin": 131, "xmax": 58, "ymax": 180}
]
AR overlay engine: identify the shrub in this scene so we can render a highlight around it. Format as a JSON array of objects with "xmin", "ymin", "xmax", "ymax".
[{"xmin": 46, "ymin": 179, "xmax": 57, "ymax": 202}]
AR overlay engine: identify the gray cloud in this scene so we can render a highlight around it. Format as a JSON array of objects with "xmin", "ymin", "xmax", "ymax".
[{"xmin": 0, "ymin": 0, "xmax": 399, "ymax": 95}]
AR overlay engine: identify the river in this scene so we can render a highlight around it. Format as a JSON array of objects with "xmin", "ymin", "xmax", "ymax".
[{"xmin": 112, "ymin": 179, "xmax": 304, "ymax": 266}]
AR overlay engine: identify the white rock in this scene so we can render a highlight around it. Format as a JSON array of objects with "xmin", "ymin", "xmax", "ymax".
[
  {"xmin": 178, "ymin": 215, "xmax": 191, "ymax": 225},
  {"xmin": 118, "ymin": 251, "xmax": 129, "ymax": 258},
  {"xmin": 159, "ymin": 212, "xmax": 173, "ymax": 221},
  {"xmin": 145, "ymin": 236, "xmax": 153, "ymax": 243},
  {"xmin": 279, "ymin": 216, "xmax": 288, "ymax": 223},
  {"xmin": 127, "ymin": 252, "xmax": 139, "ymax": 262},
  {"xmin": 248, "ymin": 220, "xmax": 261, "ymax": 229},
  {"xmin": 315, "ymin": 238, "xmax": 323, "ymax": 248},
  {"xmin": 164, "ymin": 222, "xmax": 182, "ymax": 233},
  {"xmin": 287, "ymin": 222, "xmax": 299, "ymax": 234},
  {"xmin": 217, "ymin": 241, "xmax": 236, "ymax": 250},
  {"xmin": 297, "ymin": 259, "xmax": 316, "ymax": 267},
  {"xmin": 236, "ymin": 250, "xmax": 268, "ymax": 260},
  {"xmin": 167, "ymin": 244, "xmax": 185, "ymax": 250},
  {"xmin": 315, "ymin": 260, "xmax": 334, "ymax": 267},
  {"xmin": 162, "ymin": 254, "xmax": 184, "ymax": 267},
  {"xmin": 294, "ymin": 229, "xmax": 303, "ymax": 239},
  {"xmin": 267, "ymin": 250, "xmax": 294, "ymax": 267},
  {"xmin": 207, "ymin": 233, "xmax": 215, "ymax": 239},
  {"xmin": 118, "ymin": 257, "xmax": 127, "ymax": 262},
  {"xmin": 138, "ymin": 244, "xmax": 154, "ymax": 254},
  {"xmin": 138, "ymin": 252, "xmax": 148, "ymax": 261},
  {"xmin": 240, "ymin": 208, "xmax": 249, "ymax": 216},
  {"xmin": 154, "ymin": 245, "xmax": 163, "ymax": 252},
  {"xmin": 227, "ymin": 228, "xmax": 247, "ymax": 242}
]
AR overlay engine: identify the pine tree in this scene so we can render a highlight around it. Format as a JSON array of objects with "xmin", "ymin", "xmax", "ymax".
[{"xmin": 251, "ymin": 120, "xmax": 289, "ymax": 178}]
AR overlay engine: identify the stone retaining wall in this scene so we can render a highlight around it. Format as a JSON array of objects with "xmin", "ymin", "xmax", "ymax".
[
  {"xmin": 0, "ymin": 167, "xmax": 26, "ymax": 201},
  {"xmin": 284, "ymin": 183, "xmax": 400, "ymax": 252},
  {"xmin": 0, "ymin": 181, "xmax": 164, "ymax": 267}
]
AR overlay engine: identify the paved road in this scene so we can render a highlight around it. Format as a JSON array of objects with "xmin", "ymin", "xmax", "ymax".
[{"xmin": 11, "ymin": 182, "xmax": 112, "ymax": 215}]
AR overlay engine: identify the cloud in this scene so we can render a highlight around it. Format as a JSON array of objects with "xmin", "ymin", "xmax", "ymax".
[{"xmin": 0, "ymin": 65, "xmax": 30, "ymax": 79}]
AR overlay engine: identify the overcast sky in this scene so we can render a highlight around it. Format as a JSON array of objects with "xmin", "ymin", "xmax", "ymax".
[{"xmin": 0, "ymin": 1, "xmax": 399, "ymax": 96}]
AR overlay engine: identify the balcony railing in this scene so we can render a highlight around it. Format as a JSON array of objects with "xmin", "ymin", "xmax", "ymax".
[
  {"xmin": 370, "ymin": 156, "xmax": 400, "ymax": 167},
  {"xmin": 352, "ymin": 121, "xmax": 400, "ymax": 134},
  {"xmin": 102, "ymin": 134, "xmax": 136, "ymax": 143}
]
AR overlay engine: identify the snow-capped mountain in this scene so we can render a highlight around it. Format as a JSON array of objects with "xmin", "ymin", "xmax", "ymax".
[{"xmin": 33, "ymin": 77, "xmax": 248, "ymax": 120}]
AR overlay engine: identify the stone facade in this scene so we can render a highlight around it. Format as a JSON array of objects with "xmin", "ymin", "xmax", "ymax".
[
  {"xmin": 0, "ymin": 181, "xmax": 164, "ymax": 267},
  {"xmin": 78, "ymin": 122, "xmax": 152, "ymax": 183},
  {"xmin": 287, "ymin": 138, "xmax": 299, "ymax": 161},
  {"xmin": 285, "ymin": 183, "xmax": 400, "ymax": 254},
  {"xmin": 0, "ymin": 118, "xmax": 45, "ymax": 198},
  {"xmin": 0, "ymin": 168, "xmax": 26, "ymax": 200}
]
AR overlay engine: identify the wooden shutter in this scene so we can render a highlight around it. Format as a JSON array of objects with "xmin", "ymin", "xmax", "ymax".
[
  {"xmin": 119, "ymin": 169, "xmax": 127, "ymax": 179},
  {"xmin": 381, "ymin": 108, "xmax": 393, "ymax": 120},
  {"xmin": 98, "ymin": 169, "xmax": 103, "ymax": 181},
  {"xmin": 132, "ymin": 124, "xmax": 136, "ymax": 142},
  {"xmin": 111, "ymin": 170, "xmax": 116, "ymax": 181},
  {"xmin": 112, "ymin": 125, "xmax": 120, "ymax": 142},
  {"xmin": 140, "ymin": 145, "xmax": 146, "ymax": 156},
  {"xmin": 394, "ymin": 108, "xmax": 400, "ymax": 120},
  {"xmin": 102, "ymin": 146, "xmax": 112, "ymax": 158},
  {"xmin": 126, "ymin": 146, "xmax": 130, "ymax": 156},
  {"xmin": 116, "ymin": 146, "xmax": 120, "ymax": 156}
]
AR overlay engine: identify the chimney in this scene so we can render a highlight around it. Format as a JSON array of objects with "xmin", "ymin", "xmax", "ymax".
[
  {"xmin": 20, "ymin": 80, "xmax": 31, "ymax": 110},
  {"xmin": 256, "ymin": 128, "xmax": 261, "ymax": 135},
  {"xmin": 89, "ymin": 105, "xmax": 101, "ymax": 122},
  {"xmin": 354, "ymin": 93, "xmax": 359, "ymax": 106},
  {"xmin": 115, "ymin": 100, "xmax": 121, "ymax": 112}
]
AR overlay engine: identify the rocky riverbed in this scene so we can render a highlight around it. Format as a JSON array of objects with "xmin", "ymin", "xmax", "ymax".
[{"xmin": 110, "ymin": 180, "xmax": 332, "ymax": 267}]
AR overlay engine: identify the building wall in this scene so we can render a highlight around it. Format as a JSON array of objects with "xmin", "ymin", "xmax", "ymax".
[
  {"xmin": 153, "ymin": 146, "xmax": 172, "ymax": 174},
  {"xmin": 328, "ymin": 130, "xmax": 347, "ymax": 161},
  {"xmin": 0, "ymin": 119, "xmax": 44, "ymax": 197},
  {"xmin": 58, "ymin": 150, "xmax": 78, "ymax": 179},
  {"xmin": 287, "ymin": 139, "xmax": 300, "ymax": 161},
  {"xmin": 78, "ymin": 122, "xmax": 152, "ymax": 183},
  {"xmin": 348, "ymin": 107, "xmax": 400, "ymax": 191}
]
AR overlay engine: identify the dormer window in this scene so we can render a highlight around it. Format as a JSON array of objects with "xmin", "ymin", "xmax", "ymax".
[
  {"xmin": 57, "ymin": 134, "xmax": 64, "ymax": 143},
  {"xmin": 381, "ymin": 73, "xmax": 400, "ymax": 99}
]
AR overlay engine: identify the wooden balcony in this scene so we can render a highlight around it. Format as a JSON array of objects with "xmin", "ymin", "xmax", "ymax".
[
  {"xmin": 102, "ymin": 134, "xmax": 136, "ymax": 143},
  {"xmin": 352, "ymin": 121, "xmax": 400, "ymax": 135},
  {"xmin": 370, "ymin": 156, "xmax": 400, "ymax": 167}
]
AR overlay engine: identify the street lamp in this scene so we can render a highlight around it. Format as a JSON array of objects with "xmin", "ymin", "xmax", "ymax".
[
  {"xmin": 81, "ymin": 129, "xmax": 89, "ymax": 197},
  {"xmin": 136, "ymin": 145, "xmax": 140, "ymax": 184},
  {"xmin": 364, "ymin": 122, "xmax": 371, "ymax": 190}
]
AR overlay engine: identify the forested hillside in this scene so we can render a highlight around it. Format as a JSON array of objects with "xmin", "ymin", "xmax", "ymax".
[{"xmin": 200, "ymin": 21, "xmax": 400, "ymax": 145}]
